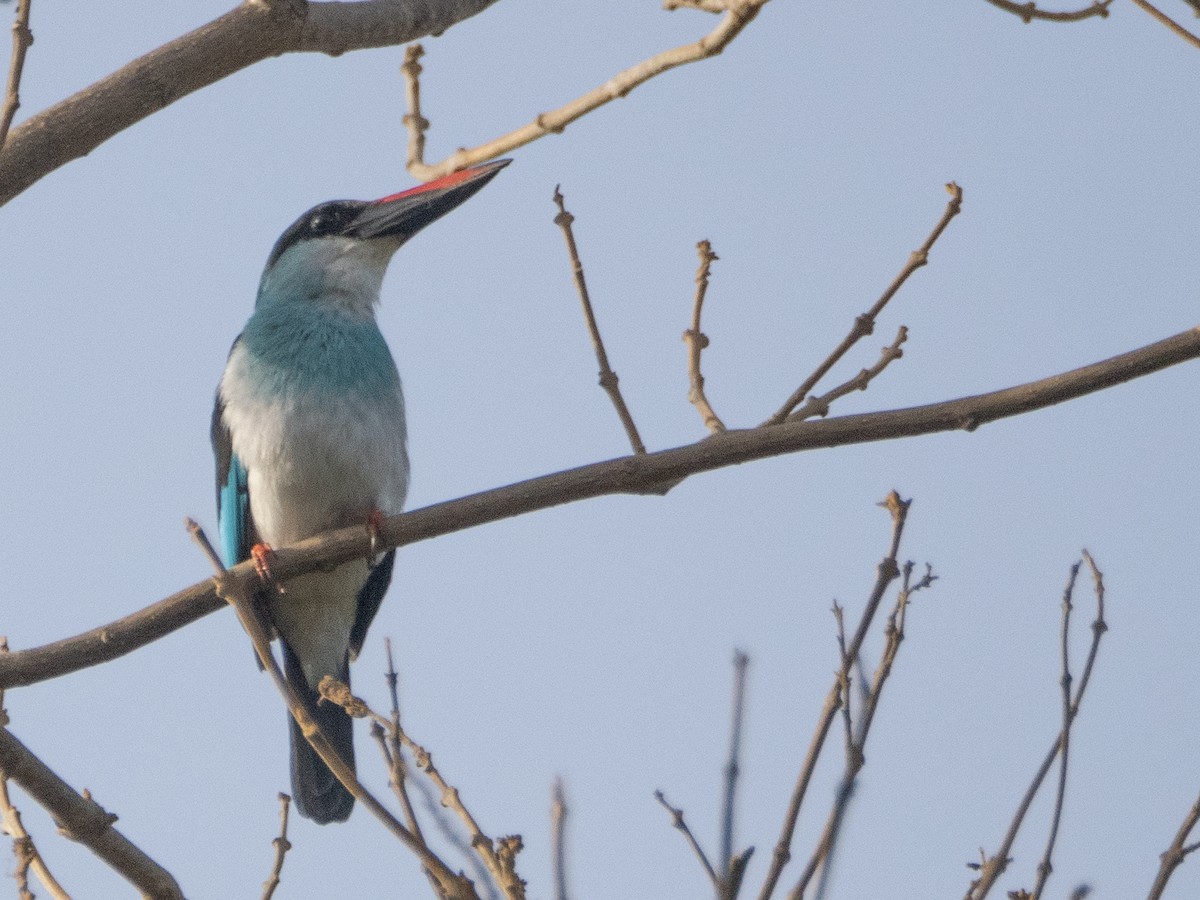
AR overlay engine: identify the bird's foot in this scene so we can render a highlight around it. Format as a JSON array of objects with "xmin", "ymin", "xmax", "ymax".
[
  {"xmin": 367, "ymin": 508, "xmax": 385, "ymax": 564},
  {"xmin": 251, "ymin": 543, "xmax": 285, "ymax": 593}
]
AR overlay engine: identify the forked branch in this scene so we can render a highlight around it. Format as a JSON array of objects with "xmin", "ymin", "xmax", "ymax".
[
  {"xmin": 401, "ymin": 1, "xmax": 772, "ymax": 180},
  {"xmin": 764, "ymin": 183, "xmax": 962, "ymax": 426}
]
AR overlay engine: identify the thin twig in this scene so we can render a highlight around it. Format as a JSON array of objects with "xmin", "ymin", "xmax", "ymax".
[
  {"xmin": 798, "ymin": 560, "xmax": 937, "ymax": 900},
  {"xmin": 553, "ymin": 186, "xmax": 647, "ymax": 454},
  {"xmin": 186, "ymin": 520, "xmax": 480, "ymax": 900},
  {"xmin": 764, "ymin": 183, "xmax": 962, "ymax": 426},
  {"xmin": 0, "ymin": 0, "xmax": 32, "ymax": 151},
  {"xmin": 981, "ymin": 0, "xmax": 1112, "ymax": 22},
  {"xmin": 719, "ymin": 651, "xmax": 750, "ymax": 885},
  {"xmin": 1128, "ymin": 0, "xmax": 1200, "ymax": 49},
  {"xmin": 965, "ymin": 553, "xmax": 1108, "ymax": 900},
  {"xmin": 382, "ymin": 639, "xmax": 425, "ymax": 845},
  {"xmin": 400, "ymin": 45, "xmax": 429, "ymax": 179},
  {"xmin": 757, "ymin": 492, "xmax": 912, "ymax": 900},
  {"xmin": 1149, "ymin": 790, "xmax": 1200, "ymax": 899},
  {"xmin": 665, "ymin": 0, "xmax": 731, "ymax": 11},
  {"xmin": 684, "ymin": 240, "xmax": 726, "ymax": 433},
  {"xmin": 551, "ymin": 778, "xmax": 570, "ymax": 900},
  {"xmin": 787, "ymin": 327, "xmax": 908, "ymax": 422},
  {"xmin": 1, "ymin": 778, "xmax": 70, "ymax": 900},
  {"xmin": 401, "ymin": 1, "xmax": 770, "ymax": 180},
  {"xmin": 319, "ymin": 677, "xmax": 526, "ymax": 900},
  {"xmin": 261, "ymin": 793, "xmax": 291, "ymax": 900},
  {"xmin": 655, "ymin": 790, "xmax": 720, "ymax": 888},
  {"xmin": 1029, "ymin": 563, "xmax": 1079, "ymax": 899}
]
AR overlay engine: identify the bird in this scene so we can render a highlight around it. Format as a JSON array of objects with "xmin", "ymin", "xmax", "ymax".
[{"xmin": 212, "ymin": 159, "xmax": 510, "ymax": 823}]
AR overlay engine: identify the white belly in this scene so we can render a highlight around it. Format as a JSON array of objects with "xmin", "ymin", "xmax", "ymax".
[{"xmin": 219, "ymin": 342, "xmax": 409, "ymax": 684}]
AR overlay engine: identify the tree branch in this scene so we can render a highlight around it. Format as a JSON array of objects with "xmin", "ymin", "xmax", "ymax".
[
  {"xmin": 0, "ymin": 0, "xmax": 33, "ymax": 151},
  {"xmin": 0, "ymin": 327, "xmax": 1195, "ymax": 691},
  {"xmin": 401, "ymin": 0, "xmax": 770, "ymax": 180},
  {"xmin": 553, "ymin": 186, "xmax": 647, "ymax": 455},
  {"xmin": 980, "ymin": 0, "xmax": 1113, "ymax": 23},
  {"xmin": 765, "ymin": 182, "xmax": 961, "ymax": 426},
  {"xmin": 1128, "ymin": 0, "xmax": 1200, "ymax": 50},
  {"xmin": 0, "ymin": 0, "xmax": 502, "ymax": 206},
  {"xmin": 0, "ymin": 727, "xmax": 184, "ymax": 898},
  {"xmin": 684, "ymin": 239, "xmax": 727, "ymax": 433}
]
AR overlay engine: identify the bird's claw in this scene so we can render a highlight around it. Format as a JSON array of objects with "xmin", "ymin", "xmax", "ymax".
[
  {"xmin": 367, "ymin": 508, "xmax": 385, "ymax": 564},
  {"xmin": 249, "ymin": 547, "xmax": 277, "ymax": 588}
]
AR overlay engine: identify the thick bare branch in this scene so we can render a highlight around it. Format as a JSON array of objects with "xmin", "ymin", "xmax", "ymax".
[
  {"xmin": 0, "ymin": 327, "xmax": 1195, "ymax": 691},
  {"xmin": 0, "ymin": 727, "xmax": 183, "ymax": 899},
  {"xmin": 0, "ymin": 0, "xmax": 501, "ymax": 206},
  {"xmin": 403, "ymin": 0, "xmax": 770, "ymax": 179}
]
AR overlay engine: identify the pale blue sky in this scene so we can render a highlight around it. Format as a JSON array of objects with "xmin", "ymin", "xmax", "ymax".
[{"xmin": 4, "ymin": 2, "xmax": 1200, "ymax": 897}]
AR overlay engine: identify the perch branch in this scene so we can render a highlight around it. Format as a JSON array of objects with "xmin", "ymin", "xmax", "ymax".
[
  {"xmin": 402, "ymin": 0, "xmax": 771, "ymax": 180},
  {"xmin": 765, "ymin": 183, "xmax": 962, "ymax": 426},
  {"xmin": 553, "ymin": 187, "xmax": 647, "ymax": 454},
  {"xmin": 684, "ymin": 240, "xmax": 727, "ymax": 433},
  {"xmin": 0, "ymin": 328, "xmax": 1195, "ymax": 692},
  {"xmin": 187, "ymin": 520, "xmax": 480, "ymax": 900}
]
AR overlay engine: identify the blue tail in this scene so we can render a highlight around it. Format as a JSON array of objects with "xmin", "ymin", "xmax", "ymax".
[{"xmin": 283, "ymin": 644, "xmax": 355, "ymax": 824}]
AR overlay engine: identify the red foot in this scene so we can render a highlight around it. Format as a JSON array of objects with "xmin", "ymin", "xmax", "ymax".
[{"xmin": 251, "ymin": 543, "xmax": 276, "ymax": 582}]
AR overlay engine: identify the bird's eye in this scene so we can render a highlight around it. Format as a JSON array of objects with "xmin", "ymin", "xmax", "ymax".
[{"xmin": 310, "ymin": 214, "xmax": 325, "ymax": 232}]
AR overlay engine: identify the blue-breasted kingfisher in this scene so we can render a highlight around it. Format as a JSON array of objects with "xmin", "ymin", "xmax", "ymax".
[{"xmin": 212, "ymin": 160, "xmax": 509, "ymax": 823}]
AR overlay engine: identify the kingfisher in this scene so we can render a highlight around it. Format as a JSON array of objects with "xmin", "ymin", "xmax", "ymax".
[{"xmin": 212, "ymin": 159, "xmax": 509, "ymax": 823}]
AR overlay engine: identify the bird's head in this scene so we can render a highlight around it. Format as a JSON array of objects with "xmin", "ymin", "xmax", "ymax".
[{"xmin": 257, "ymin": 159, "xmax": 510, "ymax": 318}]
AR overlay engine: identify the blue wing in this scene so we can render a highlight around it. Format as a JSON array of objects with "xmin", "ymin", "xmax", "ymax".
[{"xmin": 212, "ymin": 339, "xmax": 254, "ymax": 568}]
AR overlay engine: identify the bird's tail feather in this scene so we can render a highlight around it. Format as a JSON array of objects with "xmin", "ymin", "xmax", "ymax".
[{"xmin": 283, "ymin": 643, "xmax": 356, "ymax": 824}]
